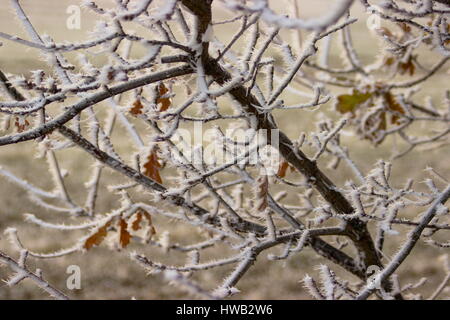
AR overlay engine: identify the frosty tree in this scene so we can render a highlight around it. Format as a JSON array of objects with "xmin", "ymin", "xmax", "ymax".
[{"xmin": 0, "ymin": 0, "xmax": 450, "ymax": 300}]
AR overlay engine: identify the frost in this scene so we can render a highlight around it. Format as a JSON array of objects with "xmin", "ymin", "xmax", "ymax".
[
  {"xmin": 436, "ymin": 203, "xmax": 449, "ymax": 216},
  {"xmin": 1, "ymin": 0, "xmax": 449, "ymax": 301}
]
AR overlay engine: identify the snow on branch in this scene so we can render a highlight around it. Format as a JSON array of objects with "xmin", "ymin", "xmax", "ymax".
[{"xmin": 0, "ymin": 0, "xmax": 449, "ymax": 300}]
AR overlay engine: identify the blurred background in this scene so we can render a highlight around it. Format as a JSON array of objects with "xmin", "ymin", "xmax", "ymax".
[{"xmin": 0, "ymin": 0, "xmax": 449, "ymax": 299}]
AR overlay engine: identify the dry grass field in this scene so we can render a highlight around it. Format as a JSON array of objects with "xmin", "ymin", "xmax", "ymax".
[{"xmin": 0, "ymin": 0, "xmax": 449, "ymax": 299}]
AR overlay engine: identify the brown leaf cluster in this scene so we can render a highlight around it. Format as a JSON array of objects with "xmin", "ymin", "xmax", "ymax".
[
  {"xmin": 336, "ymin": 89, "xmax": 406, "ymax": 144},
  {"xmin": 143, "ymin": 148, "xmax": 163, "ymax": 184},
  {"xmin": 82, "ymin": 209, "xmax": 157, "ymax": 250}
]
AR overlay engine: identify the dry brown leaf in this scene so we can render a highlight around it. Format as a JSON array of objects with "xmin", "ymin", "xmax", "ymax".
[
  {"xmin": 336, "ymin": 90, "xmax": 373, "ymax": 114},
  {"xmin": 131, "ymin": 210, "xmax": 143, "ymax": 231},
  {"xmin": 361, "ymin": 111, "xmax": 387, "ymax": 145},
  {"xmin": 84, "ymin": 221, "xmax": 111, "ymax": 250},
  {"xmin": 119, "ymin": 218, "xmax": 131, "ymax": 249},
  {"xmin": 376, "ymin": 27, "xmax": 394, "ymax": 39},
  {"xmin": 143, "ymin": 211, "xmax": 157, "ymax": 238},
  {"xmin": 384, "ymin": 92, "xmax": 405, "ymax": 125},
  {"xmin": 157, "ymin": 83, "xmax": 171, "ymax": 111},
  {"xmin": 130, "ymin": 99, "xmax": 144, "ymax": 115},
  {"xmin": 397, "ymin": 22, "xmax": 411, "ymax": 34},
  {"xmin": 14, "ymin": 117, "xmax": 30, "ymax": 133},
  {"xmin": 398, "ymin": 56, "xmax": 416, "ymax": 76},
  {"xmin": 382, "ymin": 56, "xmax": 395, "ymax": 67},
  {"xmin": 143, "ymin": 148, "xmax": 163, "ymax": 184},
  {"xmin": 277, "ymin": 160, "xmax": 290, "ymax": 178}
]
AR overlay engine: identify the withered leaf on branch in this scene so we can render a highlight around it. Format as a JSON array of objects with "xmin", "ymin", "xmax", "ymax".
[
  {"xmin": 84, "ymin": 221, "xmax": 111, "ymax": 250},
  {"xmin": 157, "ymin": 82, "xmax": 171, "ymax": 112},
  {"xmin": 14, "ymin": 116, "xmax": 30, "ymax": 133},
  {"xmin": 129, "ymin": 210, "xmax": 157, "ymax": 242},
  {"xmin": 130, "ymin": 99, "xmax": 144, "ymax": 115},
  {"xmin": 143, "ymin": 148, "xmax": 163, "ymax": 184},
  {"xmin": 380, "ymin": 54, "xmax": 416, "ymax": 76},
  {"xmin": 118, "ymin": 218, "xmax": 131, "ymax": 249},
  {"xmin": 336, "ymin": 88, "xmax": 407, "ymax": 145},
  {"xmin": 398, "ymin": 55, "xmax": 416, "ymax": 76},
  {"xmin": 141, "ymin": 211, "xmax": 157, "ymax": 242},
  {"xmin": 277, "ymin": 159, "xmax": 295, "ymax": 178},
  {"xmin": 129, "ymin": 82, "xmax": 171, "ymax": 116},
  {"xmin": 336, "ymin": 90, "xmax": 373, "ymax": 114},
  {"xmin": 131, "ymin": 210, "xmax": 143, "ymax": 231},
  {"xmin": 397, "ymin": 22, "xmax": 412, "ymax": 34},
  {"xmin": 143, "ymin": 211, "xmax": 157, "ymax": 236},
  {"xmin": 384, "ymin": 92, "xmax": 405, "ymax": 125},
  {"xmin": 376, "ymin": 27, "xmax": 394, "ymax": 39},
  {"xmin": 360, "ymin": 111, "xmax": 387, "ymax": 145},
  {"xmin": 277, "ymin": 160, "xmax": 290, "ymax": 178}
]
